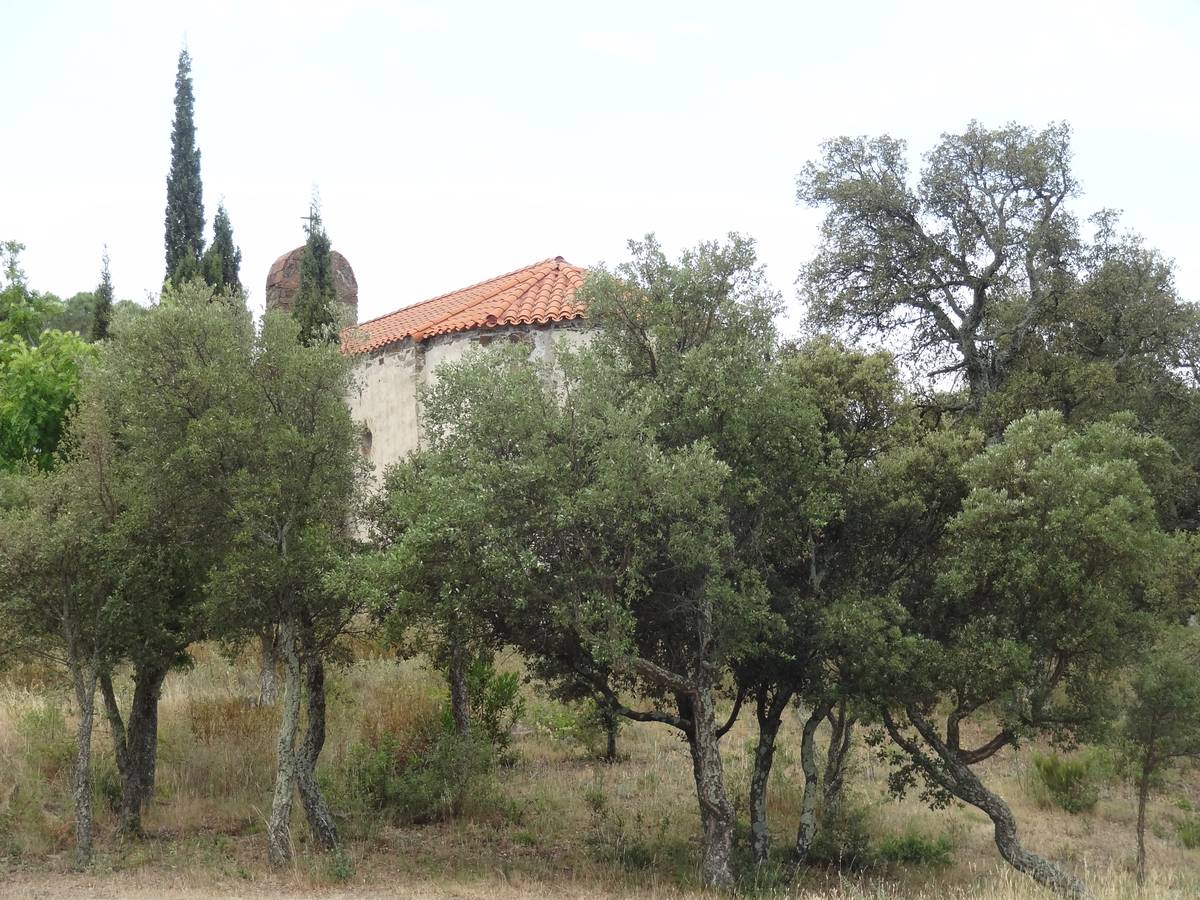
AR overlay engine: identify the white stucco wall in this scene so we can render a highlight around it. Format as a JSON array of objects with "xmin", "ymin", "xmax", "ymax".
[{"xmin": 347, "ymin": 322, "xmax": 591, "ymax": 478}]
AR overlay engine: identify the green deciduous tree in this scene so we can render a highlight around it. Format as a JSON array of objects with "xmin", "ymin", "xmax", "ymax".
[
  {"xmin": 798, "ymin": 122, "xmax": 1078, "ymax": 409},
  {"xmin": 77, "ymin": 280, "xmax": 254, "ymax": 835},
  {"xmin": 376, "ymin": 236, "xmax": 781, "ymax": 887},
  {"xmin": 848, "ymin": 412, "xmax": 1187, "ymax": 896},
  {"xmin": 164, "ymin": 48, "xmax": 205, "ymax": 285},
  {"xmin": 0, "ymin": 466, "xmax": 111, "ymax": 863},
  {"xmin": 204, "ymin": 309, "xmax": 363, "ymax": 865},
  {"xmin": 1119, "ymin": 628, "xmax": 1200, "ymax": 886},
  {"xmin": 1, "ymin": 242, "xmax": 93, "ymax": 471}
]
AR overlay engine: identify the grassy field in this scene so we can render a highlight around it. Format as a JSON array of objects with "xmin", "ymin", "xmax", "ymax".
[{"xmin": 1, "ymin": 646, "xmax": 1198, "ymax": 899}]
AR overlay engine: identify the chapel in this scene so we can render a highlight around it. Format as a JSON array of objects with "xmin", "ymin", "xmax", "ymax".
[{"xmin": 266, "ymin": 252, "xmax": 589, "ymax": 473}]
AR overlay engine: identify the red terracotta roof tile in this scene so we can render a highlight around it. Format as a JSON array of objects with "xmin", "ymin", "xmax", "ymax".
[{"xmin": 341, "ymin": 257, "xmax": 586, "ymax": 354}]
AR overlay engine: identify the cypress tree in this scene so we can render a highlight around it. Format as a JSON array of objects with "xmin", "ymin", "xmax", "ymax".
[
  {"xmin": 201, "ymin": 202, "xmax": 243, "ymax": 295},
  {"xmin": 92, "ymin": 249, "xmax": 114, "ymax": 341},
  {"xmin": 164, "ymin": 48, "xmax": 205, "ymax": 285},
  {"xmin": 292, "ymin": 200, "xmax": 338, "ymax": 346}
]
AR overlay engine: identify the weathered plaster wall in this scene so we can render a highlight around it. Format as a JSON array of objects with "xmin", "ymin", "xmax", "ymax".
[{"xmin": 348, "ymin": 322, "xmax": 591, "ymax": 478}]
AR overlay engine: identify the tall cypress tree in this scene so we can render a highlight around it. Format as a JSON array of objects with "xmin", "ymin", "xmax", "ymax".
[
  {"xmin": 201, "ymin": 202, "xmax": 243, "ymax": 295},
  {"xmin": 164, "ymin": 48, "xmax": 205, "ymax": 285},
  {"xmin": 292, "ymin": 200, "xmax": 338, "ymax": 346},
  {"xmin": 92, "ymin": 248, "xmax": 114, "ymax": 341}
]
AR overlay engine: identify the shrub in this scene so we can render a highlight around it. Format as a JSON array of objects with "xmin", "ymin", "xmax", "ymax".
[
  {"xmin": 1177, "ymin": 818, "xmax": 1200, "ymax": 850},
  {"xmin": 806, "ymin": 802, "xmax": 875, "ymax": 871},
  {"xmin": 92, "ymin": 760, "xmax": 122, "ymax": 813},
  {"xmin": 877, "ymin": 830, "xmax": 954, "ymax": 867},
  {"xmin": 18, "ymin": 703, "xmax": 74, "ymax": 783},
  {"xmin": 462, "ymin": 658, "xmax": 525, "ymax": 760},
  {"xmin": 1029, "ymin": 751, "xmax": 1104, "ymax": 814},
  {"xmin": 583, "ymin": 780, "xmax": 677, "ymax": 872},
  {"xmin": 339, "ymin": 720, "xmax": 495, "ymax": 825}
]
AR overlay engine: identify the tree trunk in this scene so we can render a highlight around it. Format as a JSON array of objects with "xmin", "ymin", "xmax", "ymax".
[
  {"xmin": 120, "ymin": 664, "xmax": 165, "ymax": 836},
  {"xmin": 883, "ymin": 715, "xmax": 1089, "ymax": 897},
  {"xmin": 99, "ymin": 672, "xmax": 130, "ymax": 799},
  {"xmin": 98, "ymin": 663, "xmax": 167, "ymax": 837},
  {"xmin": 296, "ymin": 655, "xmax": 339, "ymax": 851},
  {"xmin": 978, "ymin": 777, "xmax": 1087, "ymax": 897},
  {"xmin": 1136, "ymin": 766, "xmax": 1151, "ymax": 887},
  {"xmin": 749, "ymin": 712, "xmax": 780, "ymax": 867},
  {"xmin": 267, "ymin": 620, "xmax": 303, "ymax": 866},
  {"xmin": 822, "ymin": 701, "xmax": 854, "ymax": 821},
  {"xmin": 448, "ymin": 645, "xmax": 471, "ymax": 736},
  {"xmin": 888, "ymin": 708, "xmax": 1086, "ymax": 897},
  {"xmin": 748, "ymin": 686, "xmax": 794, "ymax": 868},
  {"xmin": 258, "ymin": 627, "xmax": 279, "ymax": 706},
  {"xmin": 603, "ymin": 703, "xmax": 619, "ymax": 763},
  {"xmin": 681, "ymin": 687, "xmax": 736, "ymax": 889},
  {"xmin": 69, "ymin": 661, "xmax": 98, "ymax": 867},
  {"xmin": 787, "ymin": 702, "xmax": 830, "ymax": 878}
]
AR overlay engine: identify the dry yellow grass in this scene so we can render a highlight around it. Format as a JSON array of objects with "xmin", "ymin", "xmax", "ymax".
[{"xmin": 1, "ymin": 645, "xmax": 1198, "ymax": 899}]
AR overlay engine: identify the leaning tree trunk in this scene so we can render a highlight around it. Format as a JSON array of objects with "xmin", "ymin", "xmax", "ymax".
[
  {"xmin": 258, "ymin": 627, "xmax": 280, "ymax": 706},
  {"xmin": 69, "ymin": 660, "xmax": 98, "ymax": 867},
  {"xmin": 681, "ymin": 686, "xmax": 736, "ymax": 889},
  {"xmin": 748, "ymin": 686, "xmax": 794, "ymax": 867},
  {"xmin": 296, "ymin": 654, "xmax": 339, "ymax": 851},
  {"xmin": 787, "ymin": 701, "xmax": 831, "ymax": 878},
  {"xmin": 888, "ymin": 708, "xmax": 1087, "ymax": 897},
  {"xmin": 267, "ymin": 620, "xmax": 303, "ymax": 866},
  {"xmin": 972, "ymin": 770, "xmax": 1087, "ymax": 896}
]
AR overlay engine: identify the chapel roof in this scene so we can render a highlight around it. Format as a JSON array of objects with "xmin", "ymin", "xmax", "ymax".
[{"xmin": 340, "ymin": 256, "xmax": 586, "ymax": 354}]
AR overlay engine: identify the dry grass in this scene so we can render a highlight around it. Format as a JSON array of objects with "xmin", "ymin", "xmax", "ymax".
[{"xmin": 1, "ymin": 646, "xmax": 1198, "ymax": 899}]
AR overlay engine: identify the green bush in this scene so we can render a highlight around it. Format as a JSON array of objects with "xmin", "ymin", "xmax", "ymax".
[
  {"xmin": 339, "ymin": 724, "xmax": 495, "ymax": 825},
  {"xmin": 1177, "ymin": 818, "xmax": 1200, "ymax": 850},
  {"xmin": 1029, "ymin": 751, "xmax": 1103, "ymax": 814},
  {"xmin": 92, "ymin": 760, "xmax": 122, "ymax": 812},
  {"xmin": 462, "ymin": 658, "xmax": 525, "ymax": 760},
  {"xmin": 877, "ymin": 830, "xmax": 954, "ymax": 867},
  {"xmin": 806, "ymin": 803, "xmax": 875, "ymax": 871}
]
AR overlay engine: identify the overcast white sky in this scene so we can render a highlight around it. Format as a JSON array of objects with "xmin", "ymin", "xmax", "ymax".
[{"xmin": 3, "ymin": 0, "xmax": 1198, "ymax": 330}]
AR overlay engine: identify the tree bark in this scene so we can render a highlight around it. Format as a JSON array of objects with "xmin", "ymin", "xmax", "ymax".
[
  {"xmin": 267, "ymin": 620, "xmax": 303, "ymax": 866},
  {"xmin": 978, "ymin": 773, "xmax": 1087, "ymax": 897},
  {"xmin": 884, "ymin": 708, "xmax": 1087, "ymax": 897},
  {"xmin": 787, "ymin": 701, "xmax": 830, "ymax": 878},
  {"xmin": 296, "ymin": 655, "xmax": 339, "ymax": 851},
  {"xmin": 258, "ymin": 627, "xmax": 279, "ymax": 706},
  {"xmin": 822, "ymin": 701, "xmax": 854, "ymax": 821},
  {"xmin": 98, "ymin": 663, "xmax": 166, "ymax": 837},
  {"xmin": 1136, "ymin": 765, "xmax": 1151, "ymax": 887},
  {"xmin": 680, "ymin": 687, "xmax": 736, "ymax": 889},
  {"xmin": 748, "ymin": 686, "xmax": 794, "ymax": 867},
  {"xmin": 603, "ymin": 702, "xmax": 619, "ymax": 763},
  {"xmin": 69, "ymin": 661, "xmax": 98, "ymax": 867},
  {"xmin": 448, "ymin": 645, "xmax": 471, "ymax": 736},
  {"xmin": 749, "ymin": 714, "xmax": 780, "ymax": 868}
]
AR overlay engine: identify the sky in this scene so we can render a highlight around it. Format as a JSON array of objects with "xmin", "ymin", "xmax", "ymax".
[{"xmin": 3, "ymin": 0, "xmax": 1198, "ymax": 331}]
